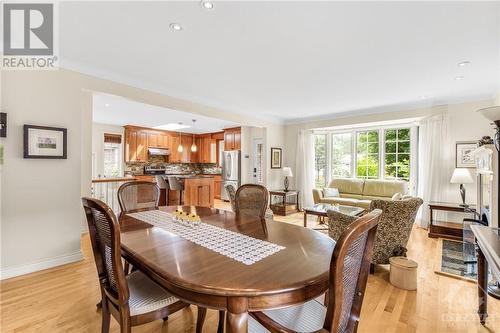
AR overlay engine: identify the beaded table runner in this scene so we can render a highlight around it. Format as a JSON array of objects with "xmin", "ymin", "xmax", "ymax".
[{"xmin": 127, "ymin": 210, "xmax": 285, "ymax": 265}]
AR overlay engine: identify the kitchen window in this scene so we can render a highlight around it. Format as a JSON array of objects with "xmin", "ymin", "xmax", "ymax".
[{"xmin": 103, "ymin": 133, "xmax": 122, "ymax": 178}]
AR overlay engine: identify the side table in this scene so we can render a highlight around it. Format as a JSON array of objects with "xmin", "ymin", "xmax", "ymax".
[
  {"xmin": 428, "ymin": 201, "xmax": 475, "ymax": 241},
  {"xmin": 269, "ymin": 190, "xmax": 300, "ymax": 216}
]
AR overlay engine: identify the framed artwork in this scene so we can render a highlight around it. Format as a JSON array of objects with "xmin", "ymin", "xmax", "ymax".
[
  {"xmin": 24, "ymin": 125, "xmax": 67, "ymax": 159},
  {"xmin": 271, "ymin": 147, "xmax": 282, "ymax": 169},
  {"xmin": 455, "ymin": 141, "xmax": 476, "ymax": 168}
]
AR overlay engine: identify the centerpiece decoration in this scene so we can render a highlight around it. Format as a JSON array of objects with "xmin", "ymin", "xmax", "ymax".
[{"xmin": 173, "ymin": 209, "xmax": 201, "ymax": 227}]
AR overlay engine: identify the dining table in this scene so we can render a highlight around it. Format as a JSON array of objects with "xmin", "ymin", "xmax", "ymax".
[{"xmin": 120, "ymin": 206, "xmax": 335, "ymax": 333}]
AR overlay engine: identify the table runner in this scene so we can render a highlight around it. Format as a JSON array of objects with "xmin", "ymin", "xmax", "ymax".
[{"xmin": 127, "ymin": 210, "xmax": 285, "ymax": 265}]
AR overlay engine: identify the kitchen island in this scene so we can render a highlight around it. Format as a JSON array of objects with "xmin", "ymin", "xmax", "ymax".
[{"xmin": 166, "ymin": 175, "xmax": 215, "ymax": 208}]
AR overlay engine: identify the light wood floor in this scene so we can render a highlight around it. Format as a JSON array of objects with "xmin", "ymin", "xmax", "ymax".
[{"xmin": 1, "ymin": 201, "xmax": 499, "ymax": 333}]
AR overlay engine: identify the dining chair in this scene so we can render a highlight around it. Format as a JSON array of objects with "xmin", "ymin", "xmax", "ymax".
[
  {"xmin": 235, "ymin": 183, "xmax": 269, "ymax": 222},
  {"xmin": 81, "ymin": 197, "xmax": 207, "ymax": 333},
  {"xmin": 224, "ymin": 183, "xmax": 237, "ymax": 211},
  {"xmin": 117, "ymin": 181, "xmax": 160, "ymax": 216},
  {"xmin": 249, "ymin": 208, "xmax": 382, "ymax": 333}
]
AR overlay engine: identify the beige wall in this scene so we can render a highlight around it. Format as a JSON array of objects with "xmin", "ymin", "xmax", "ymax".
[
  {"xmin": 1, "ymin": 68, "xmax": 285, "ymax": 279},
  {"xmin": 284, "ymin": 99, "xmax": 497, "ymax": 207}
]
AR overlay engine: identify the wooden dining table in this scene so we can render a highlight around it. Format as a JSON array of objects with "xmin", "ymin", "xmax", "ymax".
[{"xmin": 120, "ymin": 206, "xmax": 335, "ymax": 333}]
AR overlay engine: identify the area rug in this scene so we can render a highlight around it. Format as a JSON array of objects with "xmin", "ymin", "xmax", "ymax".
[{"xmin": 435, "ymin": 239, "xmax": 477, "ymax": 281}]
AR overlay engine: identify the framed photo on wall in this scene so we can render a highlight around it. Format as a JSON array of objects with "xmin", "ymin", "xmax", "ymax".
[
  {"xmin": 24, "ymin": 125, "xmax": 67, "ymax": 159},
  {"xmin": 455, "ymin": 141, "xmax": 476, "ymax": 168},
  {"xmin": 271, "ymin": 147, "xmax": 282, "ymax": 169}
]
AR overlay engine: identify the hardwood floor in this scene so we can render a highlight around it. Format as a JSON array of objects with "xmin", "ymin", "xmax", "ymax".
[{"xmin": 1, "ymin": 200, "xmax": 498, "ymax": 332}]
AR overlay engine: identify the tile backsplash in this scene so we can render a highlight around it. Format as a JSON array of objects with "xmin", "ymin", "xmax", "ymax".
[{"xmin": 125, "ymin": 158, "xmax": 221, "ymax": 175}]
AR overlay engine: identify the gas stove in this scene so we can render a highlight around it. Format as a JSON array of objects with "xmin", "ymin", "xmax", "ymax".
[{"xmin": 144, "ymin": 165, "xmax": 166, "ymax": 175}]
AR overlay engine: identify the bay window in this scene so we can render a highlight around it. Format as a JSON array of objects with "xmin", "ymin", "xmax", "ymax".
[{"xmin": 313, "ymin": 125, "xmax": 416, "ymax": 192}]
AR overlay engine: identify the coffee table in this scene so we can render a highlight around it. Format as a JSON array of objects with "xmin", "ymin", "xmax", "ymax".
[{"xmin": 303, "ymin": 203, "xmax": 364, "ymax": 229}]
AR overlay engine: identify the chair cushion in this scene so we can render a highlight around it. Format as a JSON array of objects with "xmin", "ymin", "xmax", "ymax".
[
  {"xmin": 127, "ymin": 271, "xmax": 178, "ymax": 316},
  {"xmin": 329, "ymin": 178, "xmax": 365, "ymax": 195},
  {"xmin": 249, "ymin": 298, "xmax": 327, "ymax": 333}
]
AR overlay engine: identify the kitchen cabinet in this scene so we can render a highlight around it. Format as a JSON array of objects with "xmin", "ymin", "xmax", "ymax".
[
  {"xmin": 224, "ymin": 127, "xmax": 241, "ymax": 151},
  {"xmin": 181, "ymin": 136, "xmax": 193, "ymax": 163},
  {"xmin": 148, "ymin": 131, "xmax": 170, "ymax": 149},
  {"xmin": 169, "ymin": 135, "xmax": 182, "ymax": 163},
  {"xmin": 124, "ymin": 127, "xmax": 148, "ymax": 162},
  {"xmin": 214, "ymin": 175, "xmax": 222, "ymax": 199},
  {"xmin": 184, "ymin": 177, "xmax": 214, "ymax": 207},
  {"xmin": 197, "ymin": 134, "xmax": 213, "ymax": 163}
]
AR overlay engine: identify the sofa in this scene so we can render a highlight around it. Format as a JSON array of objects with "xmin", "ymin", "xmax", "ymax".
[{"xmin": 312, "ymin": 178, "xmax": 408, "ymax": 210}]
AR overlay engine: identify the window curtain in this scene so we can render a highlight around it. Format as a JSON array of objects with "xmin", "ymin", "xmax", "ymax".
[
  {"xmin": 416, "ymin": 112, "xmax": 451, "ymax": 228},
  {"xmin": 295, "ymin": 129, "xmax": 315, "ymax": 208}
]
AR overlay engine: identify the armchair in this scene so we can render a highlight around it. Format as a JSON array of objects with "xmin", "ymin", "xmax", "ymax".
[{"xmin": 327, "ymin": 197, "xmax": 423, "ymax": 268}]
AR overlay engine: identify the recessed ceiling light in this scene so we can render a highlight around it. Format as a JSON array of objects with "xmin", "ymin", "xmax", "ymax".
[
  {"xmin": 169, "ymin": 23, "xmax": 182, "ymax": 31},
  {"xmin": 104, "ymin": 103, "xmax": 110, "ymax": 107},
  {"xmin": 455, "ymin": 76, "xmax": 465, "ymax": 81},
  {"xmin": 458, "ymin": 61, "xmax": 471, "ymax": 67},
  {"xmin": 201, "ymin": 1, "xmax": 214, "ymax": 9}
]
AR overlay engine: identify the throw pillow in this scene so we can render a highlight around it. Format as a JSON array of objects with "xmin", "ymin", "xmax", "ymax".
[
  {"xmin": 392, "ymin": 192, "xmax": 403, "ymax": 201},
  {"xmin": 323, "ymin": 188, "xmax": 340, "ymax": 198}
]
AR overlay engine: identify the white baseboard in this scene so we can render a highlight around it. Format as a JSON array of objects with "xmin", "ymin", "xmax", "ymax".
[{"xmin": 0, "ymin": 250, "xmax": 84, "ymax": 280}]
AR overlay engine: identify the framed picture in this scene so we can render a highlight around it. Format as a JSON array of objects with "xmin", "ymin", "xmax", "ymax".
[
  {"xmin": 455, "ymin": 141, "xmax": 476, "ymax": 168},
  {"xmin": 271, "ymin": 147, "xmax": 282, "ymax": 169},
  {"xmin": 24, "ymin": 125, "xmax": 67, "ymax": 159}
]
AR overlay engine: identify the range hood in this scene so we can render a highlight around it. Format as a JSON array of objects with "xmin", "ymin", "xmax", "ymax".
[{"xmin": 148, "ymin": 148, "xmax": 170, "ymax": 156}]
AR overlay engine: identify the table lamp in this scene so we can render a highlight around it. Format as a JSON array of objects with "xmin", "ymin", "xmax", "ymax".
[
  {"xmin": 282, "ymin": 167, "xmax": 293, "ymax": 192},
  {"xmin": 450, "ymin": 168, "xmax": 474, "ymax": 207}
]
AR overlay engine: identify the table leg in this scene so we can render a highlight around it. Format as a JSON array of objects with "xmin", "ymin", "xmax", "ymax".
[
  {"xmin": 477, "ymin": 246, "xmax": 488, "ymax": 325},
  {"xmin": 304, "ymin": 212, "xmax": 307, "ymax": 227},
  {"xmin": 226, "ymin": 297, "xmax": 248, "ymax": 333}
]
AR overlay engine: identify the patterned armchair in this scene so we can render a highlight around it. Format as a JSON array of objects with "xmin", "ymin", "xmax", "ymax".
[{"xmin": 327, "ymin": 197, "xmax": 423, "ymax": 266}]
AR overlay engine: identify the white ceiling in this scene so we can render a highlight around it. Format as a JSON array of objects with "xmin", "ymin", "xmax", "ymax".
[
  {"xmin": 92, "ymin": 93, "xmax": 239, "ymax": 133},
  {"xmin": 61, "ymin": 1, "xmax": 500, "ymax": 123}
]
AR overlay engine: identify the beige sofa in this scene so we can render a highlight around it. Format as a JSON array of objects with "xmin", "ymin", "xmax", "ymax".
[{"xmin": 312, "ymin": 178, "xmax": 408, "ymax": 210}]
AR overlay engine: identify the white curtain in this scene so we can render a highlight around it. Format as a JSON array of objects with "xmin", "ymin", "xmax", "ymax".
[
  {"xmin": 417, "ymin": 112, "xmax": 451, "ymax": 228},
  {"xmin": 295, "ymin": 129, "xmax": 315, "ymax": 208}
]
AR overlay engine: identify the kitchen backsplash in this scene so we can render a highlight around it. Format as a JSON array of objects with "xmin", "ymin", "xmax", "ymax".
[{"xmin": 125, "ymin": 159, "xmax": 221, "ymax": 175}]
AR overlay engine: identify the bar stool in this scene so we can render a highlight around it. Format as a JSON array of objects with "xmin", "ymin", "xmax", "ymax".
[{"xmin": 167, "ymin": 176, "xmax": 184, "ymax": 205}]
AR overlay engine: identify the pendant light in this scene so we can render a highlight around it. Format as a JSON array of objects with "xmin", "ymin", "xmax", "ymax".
[
  {"xmin": 177, "ymin": 122, "xmax": 183, "ymax": 153},
  {"xmin": 191, "ymin": 119, "xmax": 198, "ymax": 152}
]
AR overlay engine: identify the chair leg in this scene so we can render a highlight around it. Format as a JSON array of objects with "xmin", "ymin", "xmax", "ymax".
[
  {"xmin": 196, "ymin": 306, "xmax": 207, "ymax": 333},
  {"xmin": 101, "ymin": 299, "xmax": 110, "ymax": 333},
  {"xmin": 163, "ymin": 316, "xmax": 168, "ymax": 322},
  {"xmin": 124, "ymin": 261, "xmax": 130, "ymax": 275},
  {"xmin": 370, "ymin": 263, "xmax": 375, "ymax": 274},
  {"xmin": 120, "ymin": 317, "xmax": 131, "ymax": 333},
  {"xmin": 217, "ymin": 310, "xmax": 225, "ymax": 333}
]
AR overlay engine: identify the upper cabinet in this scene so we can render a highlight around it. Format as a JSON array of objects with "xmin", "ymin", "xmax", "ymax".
[
  {"xmin": 124, "ymin": 125, "xmax": 227, "ymax": 163},
  {"xmin": 124, "ymin": 127, "xmax": 148, "ymax": 162},
  {"xmin": 148, "ymin": 131, "xmax": 170, "ymax": 149},
  {"xmin": 224, "ymin": 127, "xmax": 241, "ymax": 151}
]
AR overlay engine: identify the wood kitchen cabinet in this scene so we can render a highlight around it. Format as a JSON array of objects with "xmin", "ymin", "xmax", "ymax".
[
  {"xmin": 184, "ymin": 177, "xmax": 214, "ymax": 208},
  {"xmin": 197, "ymin": 134, "xmax": 213, "ymax": 163},
  {"xmin": 124, "ymin": 127, "xmax": 148, "ymax": 162},
  {"xmin": 214, "ymin": 175, "xmax": 222, "ymax": 199},
  {"xmin": 169, "ymin": 135, "xmax": 182, "ymax": 163},
  {"xmin": 148, "ymin": 131, "xmax": 169, "ymax": 149},
  {"xmin": 224, "ymin": 127, "xmax": 241, "ymax": 151}
]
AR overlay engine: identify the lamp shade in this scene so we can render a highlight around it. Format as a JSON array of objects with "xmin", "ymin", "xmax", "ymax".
[
  {"xmin": 282, "ymin": 167, "xmax": 293, "ymax": 177},
  {"xmin": 450, "ymin": 168, "xmax": 474, "ymax": 184},
  {"xmin": 477, "ymin": 106, "xmax": 500, "ymax": 122}
]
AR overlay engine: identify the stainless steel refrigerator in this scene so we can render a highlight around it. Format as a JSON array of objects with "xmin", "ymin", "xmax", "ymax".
[{"xmin": 221, "ymin": 150, "xmax": 241, "ymax": 201}]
